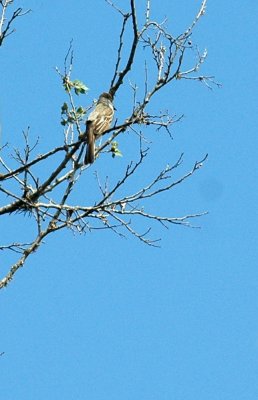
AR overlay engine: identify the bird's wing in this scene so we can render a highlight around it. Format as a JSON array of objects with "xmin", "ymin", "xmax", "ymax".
[{"xmin": 88, "ymin": 105, "xmax": 114, "ymax": 136}]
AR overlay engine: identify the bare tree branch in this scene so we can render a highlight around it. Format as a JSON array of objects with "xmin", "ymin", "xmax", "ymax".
[
  {"xmin": 0, "ymin": 0, "xmax": 216, "ymax": 288},
  {"xmin": 0, "ymin": 0, "xmax": 30, "ymax": 46},
  {"xmin": 110, "ymin": 0, "xmax": 139, "ymax": 97}
]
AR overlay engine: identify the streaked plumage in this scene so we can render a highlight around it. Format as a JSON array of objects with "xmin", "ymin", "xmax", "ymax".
[{"xmin": 84, "ymin": 92, "xmax": 114, "ymax": 165}]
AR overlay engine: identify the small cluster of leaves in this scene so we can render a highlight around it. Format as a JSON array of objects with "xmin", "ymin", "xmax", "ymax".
[
  {"xmin": 60, "ymin": 102, "xmax": 86, "ymax": 126},
  {"xmin": 110, "ymin": 141, "xmax": 123, "ymax": 158},
  {"xmin": 62, "ymin": 77, "xmax": 88, "ymax": 95}
]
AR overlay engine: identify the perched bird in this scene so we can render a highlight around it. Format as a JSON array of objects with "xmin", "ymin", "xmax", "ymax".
[{"xmin": 84, "ymin": 92, "xmax": 114, "ymax": 165}]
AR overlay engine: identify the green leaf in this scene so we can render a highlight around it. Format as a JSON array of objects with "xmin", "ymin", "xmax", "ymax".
[
  {"xmin": 114, "ymin": 148, "xmax": 123, "ymax": 157},
  {"xmin": 76, "ymin": 106, "xmax": 86, "ymax": 115},
  {"xmin": 61, "ymin": 119, "xmax": 67, "ymax": 126},
  {"xmin": 61, "ymin": 102, "xmax": 68, "ymax": 114},
  {"xmin": 72, "ymin": 80, "xmax": 89, "ymax": 95},
  {"xmin": 111, "ymin": 141, "xmax": 123, "ymax": 158}
]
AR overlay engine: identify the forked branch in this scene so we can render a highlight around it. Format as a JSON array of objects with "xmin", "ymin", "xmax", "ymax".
[{"xmin": 0, "ymin": 0, "xmax": 215, "ymax": 288}]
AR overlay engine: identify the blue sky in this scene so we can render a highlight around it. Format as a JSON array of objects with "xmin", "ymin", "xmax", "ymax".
[{"xmin": 0, "ymin": 1, "xmax": 257, "ymax": 399}]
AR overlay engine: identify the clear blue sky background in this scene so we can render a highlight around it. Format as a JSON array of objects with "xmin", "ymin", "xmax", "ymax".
[{"xmin": 1, "ymin": 1, "xmax": 257, "ymax": 399}]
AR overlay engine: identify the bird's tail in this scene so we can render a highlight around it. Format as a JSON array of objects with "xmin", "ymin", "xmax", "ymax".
[{"xmin": 84, "ymin": 121, "xmax": 95, "ymax": 165}]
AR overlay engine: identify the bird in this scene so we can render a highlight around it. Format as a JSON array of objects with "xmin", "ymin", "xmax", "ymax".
[{"xmin": 84, "ymin": 92, "xmax": 114, "ymax": 165}]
